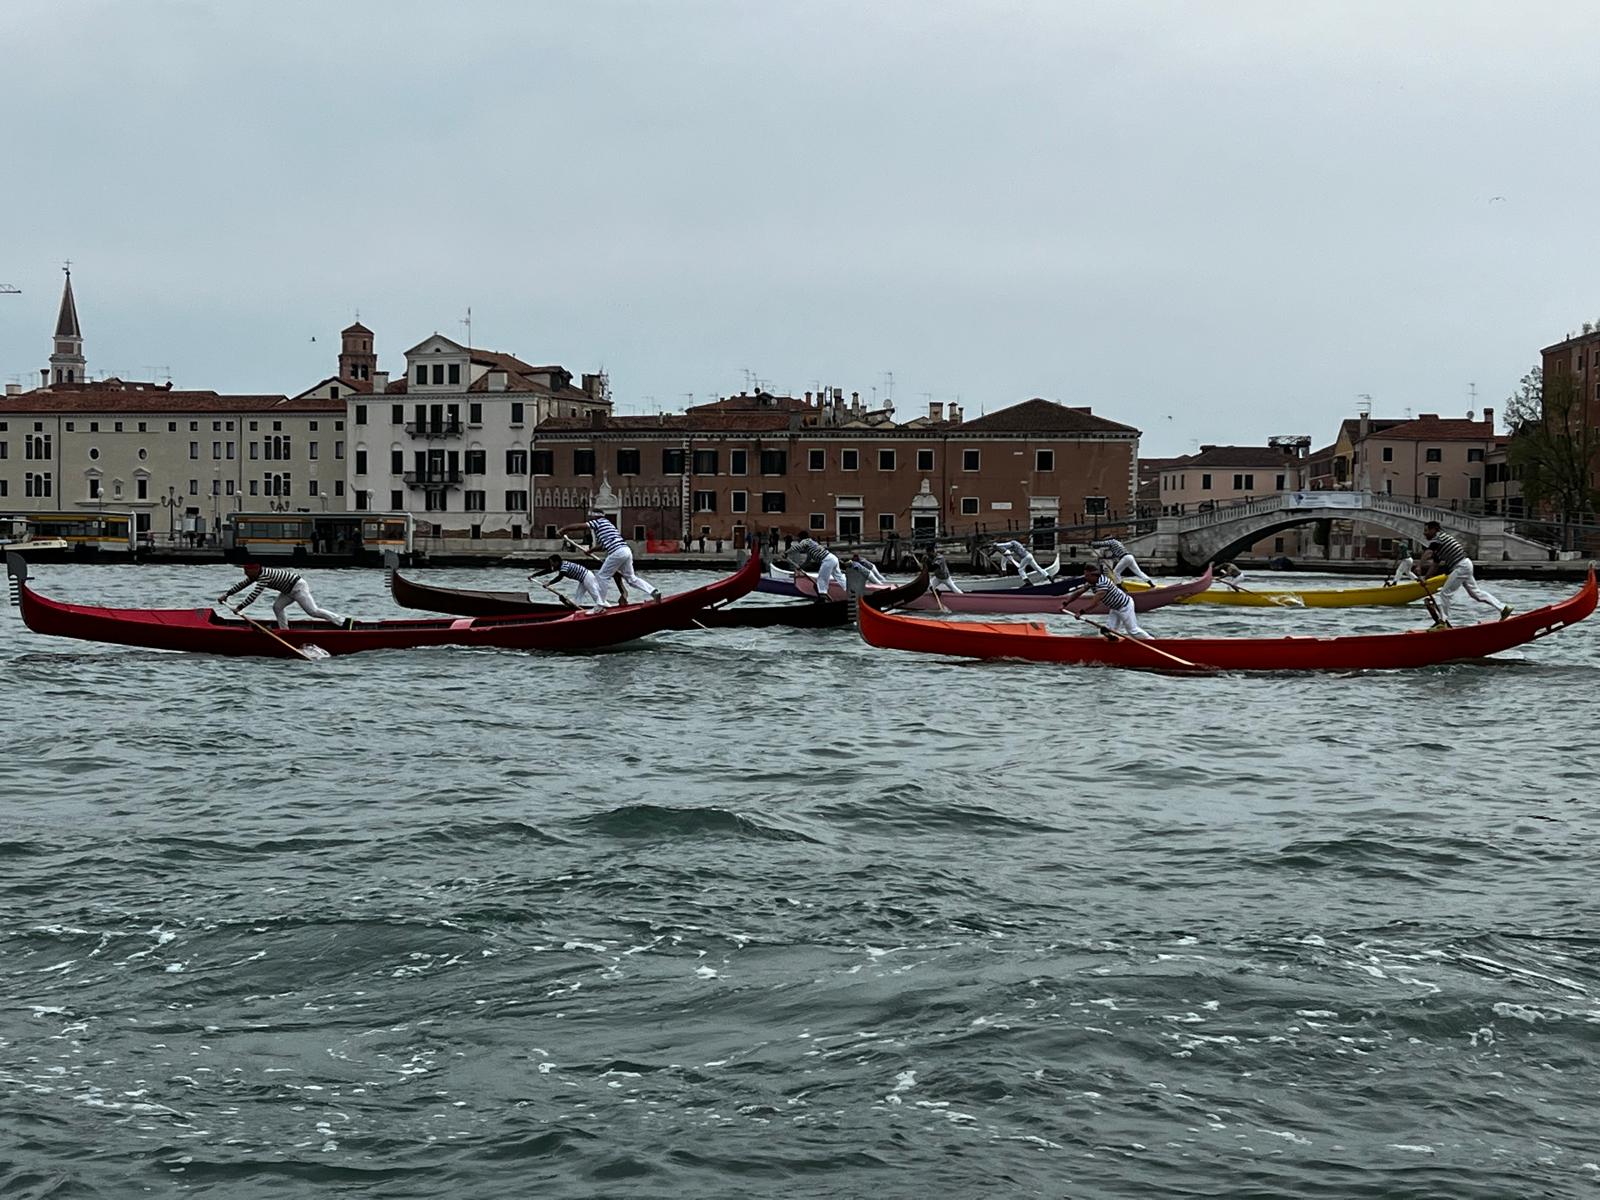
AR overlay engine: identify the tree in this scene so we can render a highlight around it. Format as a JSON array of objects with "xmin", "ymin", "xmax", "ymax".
[{"xmin": 1504, "ymin": 366, "xmax": 1599, "ymax": 549}]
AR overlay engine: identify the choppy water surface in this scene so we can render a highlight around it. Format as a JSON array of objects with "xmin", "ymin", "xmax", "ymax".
[{"xmin": 4, "ymin": 563, "xmax": 1599, "ymax": 1198}]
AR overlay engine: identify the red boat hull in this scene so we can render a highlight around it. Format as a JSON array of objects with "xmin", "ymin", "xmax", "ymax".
[
  {"xmin": 8, "ymin": 551, "xmax": 761, "ymax": 657},
  {"xmin": 856, "ymin": 569, "xmax": 1596, "ymax": 671}
]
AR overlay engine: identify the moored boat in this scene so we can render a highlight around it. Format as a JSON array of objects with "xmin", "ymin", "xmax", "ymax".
[
  {"xmin": 855, "ymin": 568, "xmax": 1596, "ymax": 671},
  {"xmin": 1122, "ymin": 574, "xmax": 1447, "ymax": 608},
  {"xmin": 6, "ymin": 550, "xmax": 760, "ymax": 658}
]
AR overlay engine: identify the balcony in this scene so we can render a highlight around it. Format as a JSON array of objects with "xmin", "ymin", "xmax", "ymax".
[
  {"xmin": 405, "ymin": 420, "xmax": 463, "ymax": 439},
  {"xmin": 403, "ymin": 469, "xmax": 463, "ymax": 488}
]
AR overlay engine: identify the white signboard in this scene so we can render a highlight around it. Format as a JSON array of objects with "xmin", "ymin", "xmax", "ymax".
[{"xmin": 1286, "ymin": 491, "xmax": 1363, "ymax": 510}]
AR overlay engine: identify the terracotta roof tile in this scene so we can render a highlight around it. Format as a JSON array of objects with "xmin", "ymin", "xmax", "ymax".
[
  {"xmin": 1362, "ymin": 415, "xmax": 1495, "ymax": 442},
  {"xmin": 956, "ymin": 398, "xmax": 1139, "ymax": 436},
  {"xmin": 0, "ymin": 389, "xmax": 339, "ymax": 415}
]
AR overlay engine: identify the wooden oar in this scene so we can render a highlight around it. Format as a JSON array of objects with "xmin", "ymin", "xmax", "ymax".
[
  {"xmin": 561, "ymin": 535, "xmax": 601, "ymax": 564},
  {"xmin": 537, "ymin": 580, "xmax": 579, "ymax": 610},
  {"xmin": 1067, "ymin": 609, "xmax": 1213, "ymax": 674},
  {"xmin": 1414, "ymin": 570, "xmax": 1449, "ymax": 628},
  {"xmin": 228, "ymin": 603, "xmax": 322, "ymax": 662}
]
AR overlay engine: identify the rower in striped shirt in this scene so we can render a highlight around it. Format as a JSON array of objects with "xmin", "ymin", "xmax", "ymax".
[
  {"xmin": 991, "ymin": 538, "xmax": 1046, "ymax": 582},
  {"xmin": 218, "ymin": 563, "xmax": 352, "ymax": 629},
  {"xmin": 927, "ymin": 549, "xmax": 962, "ymax": 593},
  {"xmin": 536, "ymin": 555, "xmax": 605, "ymax": 611},
  {"xmin": 556, "ymin": 512, "xmax": 662, "ymax": 604},
  {"xmin": 1060, "ymin": 560, "xmax": 1149, "ymax": 637},
  {"xmin": 1092, "ymin": 536, "xmax": 1155, "ymax": 584},
  {"xmin": 787, "ymin": 536, "xmax": 845, "ymax": 601},
  {"xmin": 1420, "ymin": 520, "xmax": 1511, "ymax": 625}
]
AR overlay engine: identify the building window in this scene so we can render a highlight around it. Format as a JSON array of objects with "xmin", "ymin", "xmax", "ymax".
[
  {"xmin": 1201, "ymin": 473, "xmax": 1212, "ymax": 490},
  {"xmin": 334, "ymin": 440, "xmax": 345, "ymax": 460},
  {"xmin": 168, "ymin": 422, "xmax": 177, "ymax": 432},
  {"xmin": 1425, "ymin": 448, "xmax": 1442, "ymax": 463},
  {"xmin": 878, "ymin": 513, "xmax": 895, "ymax": 531},
  {"xmin": 619, "ymin": 449, "xmax": 642, "ymax": 475},
  {"xmin": 189, "ymin": 480, "xmax": 199, "ymax": 495},
  {"xmin": 25, "ymin": 472, "xmax": 53, "ymax": 497},
  {"xmin": 574, "ymin": 449, "xmax": 596, "ymax": 476},
  {"xmin": 25, "ymin": 433, "xmax": 52, "ymax": 460},
  {"xmin": 1275, "ymin": 473, "xmax": 1286, "ymax": 490},
  {"xmin": 354, "ymin": 490, "xmax": 367, "ymax": 510},
  {"xmin": 465, "ymin": 449, "xmax": 486, "ymax": 474},
  {"xmin": 693, "ymin": 450, "xmax": 718, "ymax": 475},
  {"xmin": 391, "ymin": 449, "xmax": 404, "ymax": 474},
  {"xmin": 510, "ymin": 402, "xmax": 524, "ymax": 424},
  {"xmin": 189, "ymin": 441, "xmax": 199, "ymax": 460},
  {"xmin": 425, "ymin": 488, "xmax": 448, "ymax": 511},
  {"xmin": 212, "ymin": 441, "xmax": 222, "ymax": 460},
  {"xmin": 731, "ymin": 490, "xmax": 747, "ymax": 513},
  {"xmin": 531, "ymin": 450, "xmax": 553, "ymax": 475},
  {"xmin": 1467, "ymin": 448, "xmax": 1484, "ymax": 463},
  {"xmin": 663, "ymin": 448, "xmax": 686, "ymax": 473},
  {"xmin": 219, "ymin": 480, "xmax": 229, "ymax": 498},
  {"xmin": 450, "ymin": 365, "xmax": 462, "ymax": 386},
  {"xmin": 464, "ymin": 490, "xmax": 486, "ymax": 512},
  {"xmin": 730, "ymin": 450, "xmax": 747, "ymax": 475},
  {"xmin": 1468, "ymin": 477, "xmax": 1482, "ymax": 499},
  {"xmin": 88, "ymin": 477, "xmax": 101, "ymax": 499},
  {"xmin": 1233, "ymin": 473, "xmax": 1254, "ymax": 490},
  {"xmin": 430, "ymin": 364, "xmax": 444, "ymax": 385},
  {"xmin": 760, "ymin": 449, "xmax": 787, "ymax": 475},
  {"xmin": 809, "ymin": 512, "xmax": 825, "ymax": 530},
  {"xmin": 1381, "ymin": 446, "xmax": 1393, "ymax": 462},
  {"xmin": 334, "ymin": 480, "xmax": 345, "ymax": 497},
  {"xmin": 1425, "ymin": 476, "xmax": 1440, "ymax": 498},
  {"xmin": 468, "ymin": 401, "xmax": 481, "ymax": 424},
  {"xmin": 391, "ymin": 490, "xmax": 404, "ymax": 509},
  {"xmin": 917, "ymin": 448, "xmax": 934, "ymax": 471},
  {"xmin": 355, "ymin": 405, "xmax": 368, "ymax": 425},
  {"xmin": 960, "ymin": 496, "xmax": 978, "ymax": 515},
  {"xmin": 505, "ymin": 490, "xmax": 528, "ymax": 511},
  {"xmin": 808, "ymin": 448, "xmax": 825, "ymax": 470},
  {"xmin": 842, "ymin": 449, "xmax": 859, "ymax": 471},
  {"xmin": 1035, "ymin": 449, "xmax": 1054, "ymax": 472},
  {"xmin": 878, "ymin": 449, "xmax": 895, "ymax": 471},
  {"xmin": 506, "ymin": 448, "xmax": 528, "ymax": 474},
  {"xmin": 693, "ymin": 490, "xmax": 717, "ymax": 512},
  {"xmin": 962, "ymin": 449, "xmax": 980, "ymax": 471},
  {"xmin": 761, "ymin": 491, "xmax": 786, "ymax": 512},
  {"xmin": 89, "ymin": 446, "xmax": 100, "ymax": 460}
]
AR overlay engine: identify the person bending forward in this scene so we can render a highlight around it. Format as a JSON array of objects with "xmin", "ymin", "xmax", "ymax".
[
  {"xmin": 220, "ymin": 563, "xmax": 351, "ymax": 629},
  {"xmin": 1064, "ymin": 561, "xmax": 1149, "ymax": 638},
  {"xmin": 1420, "ymin": 520, "xmax": 1510, "ymax": 625},
  {"xmin": 559, "ymin": 512, "xmax": 661, "ymax": 604}
]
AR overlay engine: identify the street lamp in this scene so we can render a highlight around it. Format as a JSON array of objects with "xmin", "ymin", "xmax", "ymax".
[
  {"xmin": 318, "ymin": 491, "xmax": 329, "ymax": 511},
  {"xmin": 160, "ymin": 485, "xmax": 181, "ymax": 544}
]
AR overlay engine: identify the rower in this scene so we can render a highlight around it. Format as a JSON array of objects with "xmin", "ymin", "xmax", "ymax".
[
  {"xmin": 927, "ymin": 548, "xmax": 962, "ymax": 594},
  {"xmin": 1092, "ymin": 536, "xmax": 1155, "ymax": 584},
  {"xmin": 219, "ymin": 563, "xmax": 353, "ymax": 629},
  {"xmin": 1385, "ymin": 540, "xmax": 1417, "ymax": 587},
  {"xmin": 557, "ymin": 511, "xmax": 662, "ymax": 605},
  {"xmin": 1419, "ymin": 520, "xmax": 1512, "ymax": 625},
  {"xmin": 991, "ymin": 538, "xmax": 1046, "ymax": 582},
  {"xmin": 1062, "ymin": 560, "xmax": 1149, "ymax": 638},
  {"xmin": 536, "ymin": 554, "xmax": 605, "ymax": 613},
  {"xmin": 787, "ymin": 535, "xmax": 845, "ymax": 601},
  {"xmin": 846, "ymin": 551, "xmax": 888, "ymax": 587},
  {"xmin": 1215, "ymin": 561, "xmax": 1245, "ymax": 590}
]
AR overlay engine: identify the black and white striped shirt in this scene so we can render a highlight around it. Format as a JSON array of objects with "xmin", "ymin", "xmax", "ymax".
[
  {"xmin": 789, "ymin": 537, "xmax": 827, "ymax": 568},
  {"xmin": 586, "ymin": 516, "xmax": 625, "ymax": 554},
  {"xmin": 1426, "ymin": 532, "xmax": 1467, "ymax": 571},
  {"xmin": 1089, "ymin": 575, "xmax": 1133, "ymax": 611},
  {"xmin": 930, "ymin": 554, "xmax": 952, "ymax": 580},
  {"xmin": 555, "ymin": 561, "xmax": 593, "ymax": 583},
  {"xmin": 223, "ymin": 567, "xmax": 302, "ymax": 608},
  {"xmin": 995, "ymin": 540, "xmax": 1029, "ymax": 557},
  {"xmin": 1094, "ymin": 538, "xmax": 1129, "ymax": 559}
]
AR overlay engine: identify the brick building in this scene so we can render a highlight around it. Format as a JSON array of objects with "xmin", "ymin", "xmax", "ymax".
[
  {"xmin": 530, "ymin": 393, "xmax": 1139, "ymax": 549},
  {"xmin": 1156, "ymin": 441, "xmax": 1310, "ymax": 558}
]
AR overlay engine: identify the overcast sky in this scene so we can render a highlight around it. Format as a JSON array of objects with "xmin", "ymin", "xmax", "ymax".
[{"xmin": 2, "ymin": 1, "xmax": 1596, "ymax": 455}]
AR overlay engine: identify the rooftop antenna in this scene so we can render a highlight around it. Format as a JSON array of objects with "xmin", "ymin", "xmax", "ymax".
[
  {"xmin": 1356, "ymin": 393, "xmax": 1372, "ymax": 415},
  {"xmin": 459, "ymin": 306, "xmax": 472, "ymax": 350},
  {"xmin": 1467, "ymin": 381, "xmax": 1477, "ymax": 419}
]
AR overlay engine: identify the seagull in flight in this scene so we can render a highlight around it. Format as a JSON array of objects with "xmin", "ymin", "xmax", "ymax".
[{"xmin": 1488, "ymin": 196, "xmax": 1506, "ymax": 204}]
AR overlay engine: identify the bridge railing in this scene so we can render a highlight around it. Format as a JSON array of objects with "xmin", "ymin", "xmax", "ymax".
[{"xmin": 1170, "ymin": 490, "xmax": 1488, "ymax": 534}]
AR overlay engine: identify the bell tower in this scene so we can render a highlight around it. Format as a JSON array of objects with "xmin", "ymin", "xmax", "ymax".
[
  {"xmin": 48, "ymin": 263, "xmax": 86, "ymax": 386},
  {"xmin": 339, "ymin": 320, "xmax": 376, "ymax": 382}
]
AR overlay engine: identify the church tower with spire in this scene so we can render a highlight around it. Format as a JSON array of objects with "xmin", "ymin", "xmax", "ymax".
[
  {"xmin": 48, "ymin": 265, "xmax": 86, "ymax": 386},
  {"xmin": 339, "ymin": 321, "xmax": 376, "ymax": 383}
]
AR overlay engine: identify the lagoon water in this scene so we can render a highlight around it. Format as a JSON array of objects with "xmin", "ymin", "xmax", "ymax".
[{"xmin": 4, "ymin": 563, "xmax": 1599, "ymax": 1198}]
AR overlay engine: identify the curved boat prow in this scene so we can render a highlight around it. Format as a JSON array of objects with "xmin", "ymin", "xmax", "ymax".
[{"xmin": 6, "ymin": 551, "xmax": 27, "ymax": 606}]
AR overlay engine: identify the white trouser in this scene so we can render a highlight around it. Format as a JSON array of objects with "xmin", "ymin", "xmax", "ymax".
[
  {"xmin": 1008, "ymin": 552, "xmax": 1045, "ymax": 581},
  {"xmin": 1112, "ymin": 553, "xmax": 1153, "ymax": 584},
  {"xmin": 273, "ymin": 580, "xmax": 345, "ymax": 628},
  {"xmin": 594, "ymin": 546, "xmax": 656, "ymax": 601},
  {"xmin": 1103, "ymin": 603, "xmax": 1148, "ymax": 639},
  {"xmin": 1436, "ymin": 559, "xmax": 1501, "ymax": 621},
  {"xmin": 1390, "ymin": 556, "xmax": 1416, "ymax": 584},
  {"xmin": 814, "ymin": 553, "xmax": 845, "ymax": 598},
  {"xmin": 932, "ymin": 576, "xmax": 963, "ymax": 593}
]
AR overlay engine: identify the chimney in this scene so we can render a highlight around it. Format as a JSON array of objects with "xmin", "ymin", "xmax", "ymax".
[
  {"xmin": 372, "ymin": 370, "xmax": 389, "ymax": 392},
  {"xmin": 851, "ymin": 391, "xmax": 860, "ymax": 412},
  {"xmin": 488, "ymin": 370, "xmax": 508, "ymax": 392},
  {"xmin": 929, "ymin": 400, "xmax": 944, "ymax": 422},
  {"xmin": 5, "ymin": 383, "xmax": 19, "ymax": 397},
  {"xmin": 948, "ymin": 403, "xmax": 962, "ymax": 425},
  {"xmin": 1359, "ymin": 412, "xmax": 1369, "ymax": 438},
  {"xmin": 804, "ymin": 391, "xmax": 812, "ymax": 406},
  {"xmin": 1482, "ymin": 406, "xmax": 1493, "ymax": 428}
]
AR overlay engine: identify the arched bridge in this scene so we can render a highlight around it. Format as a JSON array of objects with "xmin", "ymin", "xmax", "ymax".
[{"xmin": 1127, "ymin": 492, "xmax": 1554, "ymax": 571}]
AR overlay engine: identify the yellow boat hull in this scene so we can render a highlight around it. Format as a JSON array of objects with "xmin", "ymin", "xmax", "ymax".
[{"xmin": 1122, "ymin": 575, "xmax": 1448, "ymax": 608}]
